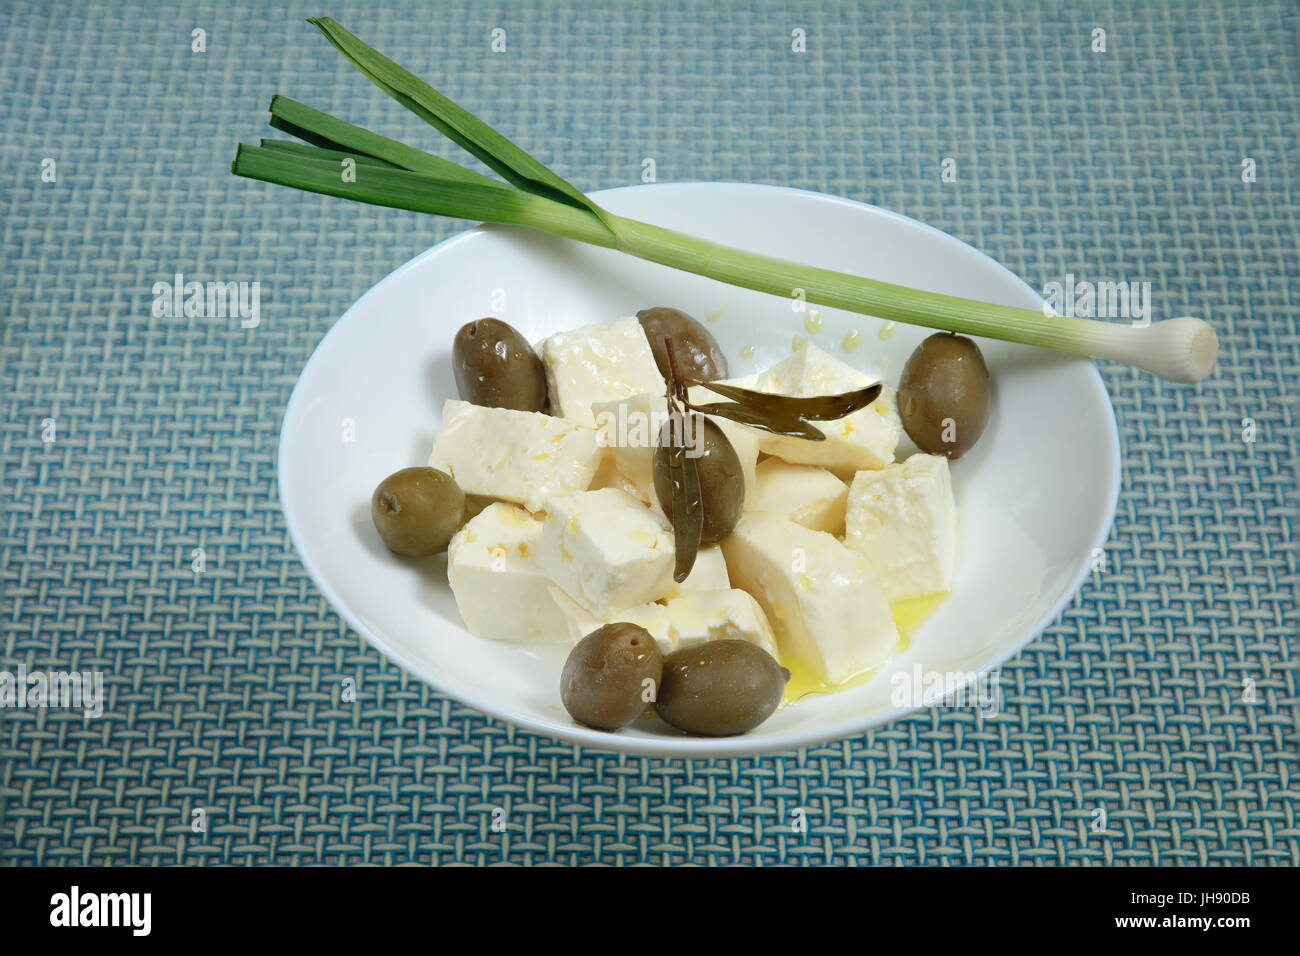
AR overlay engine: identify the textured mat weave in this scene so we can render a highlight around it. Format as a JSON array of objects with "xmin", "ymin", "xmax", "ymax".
[{"xmin": 2, "ymin": 0, "xmax": 1296, "ymax": 865}]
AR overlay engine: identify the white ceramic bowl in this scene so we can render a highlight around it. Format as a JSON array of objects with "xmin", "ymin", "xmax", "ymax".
[{"xmin": 278, "ymin": 183, "xmax": 1120, "ymax": 756}]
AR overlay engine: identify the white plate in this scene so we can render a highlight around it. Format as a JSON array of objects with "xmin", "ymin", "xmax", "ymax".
[{"xmin": 278, "ymin": 183, "xmax": 1120, "ymax": 757}]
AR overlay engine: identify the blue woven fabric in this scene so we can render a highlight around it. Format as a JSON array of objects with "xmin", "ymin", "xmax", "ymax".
[{"xmin": 2, "ymin": 0, "xmax": 1296, "ymax": 865}]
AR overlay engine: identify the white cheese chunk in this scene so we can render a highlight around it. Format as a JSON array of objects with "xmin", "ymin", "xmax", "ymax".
[
  {"xmin": 663, "ymin": 544, "xmax": 730, "ymax": 597},
  {"xmin": 655, "ymin": 588, "xmax": 778, "ymax": 657},
  {"xmin": 844, "ymin": 453, "xmax": 956, "ymax": 601},
  {"xmin": 592, "ymin": 392, "xmax": 671, "ymax": 500},
  {"xmin": 748, "ymin": 459, "xmax": 849, "ymax": 535},
  {"xmin": 588, "ymin": 451, "xmax": 648, "ymax": 502},
  {"xmin": 721, "ymin": 512, "xmax": 899, "ymax": 684},
  {"xmin": 538, "ymin": 316, "xmax": 666, "ymax": 423},
  {"xmin": 593, "ymin": 392, "xmax": 759, "ymax": 503},
  {"xmin": 538, "ymin": 488, "xmax": 676, "ymax": 616},
  {"xmin": 549, "ymin": 586, "xmax": 778, "ymax": 658},
  {"xmin": 429, "ymin": 399, "xmax": 603, "ymax": 513},
  {"xmin": 447, "ymin": 503, "xmax": 570, "ymax": 642},
  {"xmin": 547, "ymin": 585, "xmax": 659, "ymax": 643},
  {"xmin": 712, "ymin": 344, "xmax": 900, "ymax": 472}
]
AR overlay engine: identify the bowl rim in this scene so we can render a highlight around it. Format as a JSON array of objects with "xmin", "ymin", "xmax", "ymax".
[{"xmin": 276, "ymin": 181, "xmax": 1122, "ymax": 758}]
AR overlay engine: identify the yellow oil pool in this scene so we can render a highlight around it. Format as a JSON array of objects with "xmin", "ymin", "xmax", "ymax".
[{"xmin": 890, "ymin": 592, "xmax": 948, "ymax": 633}]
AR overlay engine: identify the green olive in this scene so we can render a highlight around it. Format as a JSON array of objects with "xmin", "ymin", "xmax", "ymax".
[
  {"xmin": 637, "ymin": 307, "xmax": 729, "ymax": 383},
  {"xmin": 897, "ymin": 332, "xmax": 990, "ymax": 459},
  {"xmin": 370, "ymin": 466, "xmax": 466, "ymax": 557},
  {"xmin": 453, "ymin": 318, "xmax": 548, "ymax": 411},
  {"xmin": 653, "ymin": 413, "xmax": 743, "ymax": 546},
  {"xmin": 654, "ymin": 640, "xmax": 789, "ymax": 736},
  {"xmin": 561, "ymin": 623, "xmax": 663, "ymax": 731}
]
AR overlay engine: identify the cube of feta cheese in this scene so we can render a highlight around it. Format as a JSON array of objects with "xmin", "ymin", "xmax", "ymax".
[
  {"xmin": 548, "ymin": 586, "xmax": 778, "ymax": 658},
  {"xmin": 588, "ymin": 451, "xmax": 648, "ymax": 502},
  {"xmin": 844, "ymin": 454, "xmax": 956, "ymax": 601},
  {"xmin": 538, "ymin": 488, "xmax": 676, "ymax": 616},
  {"xmin": 547, "ymin": 584, "xmax": 662, "ymax": 643},
  {"xmin": 721, "ymin": 512, "xmax": 899, "ymax": 684},
  {"xmin": 748, "ymin": 459, "xmax": 849, "ymax": 535},
  {"xmin": 447, "ymin": 503, "xmax": 571, "ymax": 642},
  {"xmin": 593, "ymin": 392, "xmax": 759, "ymax": 503},
  {"xmin": 657, "ymin": 588, "xmax": 778, "ymax": 658},
  {"xmin": 663, "ymin": 544, "xmax": 731, "ymax": 597},
  {"xmin": 429, "ymin": 399, "xmax": 603, "ymax": 513},
  {"xmin": 538, "ymin": 316, "xmax": 666, "ymax": 423},
  {"xmin": 714, "ymin": 344, "xmax": 901, "ymax": 472},
  {"xmin": 591, "ymin": 392, "xmax": 671, "ymax": 500}
]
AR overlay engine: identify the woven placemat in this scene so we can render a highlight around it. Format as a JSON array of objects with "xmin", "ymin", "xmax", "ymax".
[{"xmin": 2, "ymin": 0, "xmax": 1296, "ymax": 865}]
